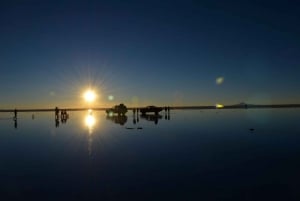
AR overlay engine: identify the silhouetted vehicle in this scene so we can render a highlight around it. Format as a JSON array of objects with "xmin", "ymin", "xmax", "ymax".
[
  {"xmin": 140, "ymin": 106, "xmax": 162, "ymax": 115},
  {"xmin": 106, "ymin": 103, "xmax": 128, "ymax": 115}
]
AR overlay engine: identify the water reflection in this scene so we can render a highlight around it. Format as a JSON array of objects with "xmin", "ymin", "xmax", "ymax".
[
  {"xmin": 8, "ymin": 108, "xmax": 170, "ymax": 129},
  {"xmin": 54, "ymin": 108, "xmax": 69, "ymax": 127},
  {"xmin": 106, "ymin": 114, "xmax": 128, "ymax": 125},
  {"xmin": 106, "ymin": 109, "xmax": 171, "ymax": 126},
  {"xmin": 140, "ymin": 114, "xmax": 162, "ymax": 125},
  {"xmin": 132, "ymin": 108, "xmax": 171, "ymax": 125},
  {"xmin": 14, "ymin": 117, "xmax": 17, "ymax": 129},
  {"xmin": 1, "ymin": 109, "xmax": 300, "ymax": 200},
  {"xmin": 84, "ymin": 110, "xmax": 97, "ymax": 158},
  {"xmin": 85, "ymin": 110, "xmax": 96, "ymax": 134}
]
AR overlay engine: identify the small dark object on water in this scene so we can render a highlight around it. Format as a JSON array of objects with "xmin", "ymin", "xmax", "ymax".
[
  {"xmin": 126, "ymin": 127, "xmax": 134, "ymax": 130},
  {"xmin": 137, "ymin": 127, "xmax": 143, "ymax": 130},
  {"xmin": 249, "ymin": 128, "xmax": 255, "ymax": 132}
]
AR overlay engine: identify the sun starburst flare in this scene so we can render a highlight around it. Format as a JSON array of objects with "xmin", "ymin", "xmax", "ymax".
[{"xmin": 83, "ymin": 89, "xmax": 97, "ymax": 103}]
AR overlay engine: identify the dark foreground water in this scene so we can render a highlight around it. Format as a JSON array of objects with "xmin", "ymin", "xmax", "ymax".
[{"xmin": 0, "ymin": 109, "xmax": 300, "ymax": 201}]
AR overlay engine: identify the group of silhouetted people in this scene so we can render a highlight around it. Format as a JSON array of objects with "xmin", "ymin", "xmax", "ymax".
[{"xmin": 55, "ymin": 107, "xmax": 69, "ymax": 127}]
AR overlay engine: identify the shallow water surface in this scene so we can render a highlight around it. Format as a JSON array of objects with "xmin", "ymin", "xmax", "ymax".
[{"xmin": 0, "ymin": 109, "xmax": 300, "ymax": 200}]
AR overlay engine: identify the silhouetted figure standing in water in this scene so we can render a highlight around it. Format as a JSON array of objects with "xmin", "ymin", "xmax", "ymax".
[
  {"xmin": 55, "ymin": 107, "xmax": 60, "ymax": 127},
  {"xmin": 13, "ymin": 109, "xmax": 18, "ymax": 129},
  {"xmin": 14, "ymin": 109, "xmax": 17, "ymax": 120},
  {"xmin": 164, "ymin": 106, "xmax": 171, "ymax": 120},
  {"xmin": 55, "ymin": 107, "xmax": 59, "ymax": 119}
]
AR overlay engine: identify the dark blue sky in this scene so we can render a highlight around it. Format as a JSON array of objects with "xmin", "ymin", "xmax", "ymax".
[{"xmin": 0, "ymin": 0, "xmax": 299, "ymax": 108}]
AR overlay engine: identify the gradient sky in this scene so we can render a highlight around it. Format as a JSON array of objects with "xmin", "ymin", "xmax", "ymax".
[{"xmin": 0, "ymin": 0, "xmax": 299, "ymax": 108}]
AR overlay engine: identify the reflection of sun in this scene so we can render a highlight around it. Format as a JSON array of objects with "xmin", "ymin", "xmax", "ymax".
[
  {"xmin": 83, "ymin": 89, "xmax": 96, "ymax": 103},
  {"xmin": 84, "ymin": 110, "xmax": 97, "ymax": 158},
  {"xmin": 85, "ymin": 112, "xmax": 96, "ymax": 134},
  {"xmin": 85, "ymin": 114, "xmax": 96, "ymax": 127}
]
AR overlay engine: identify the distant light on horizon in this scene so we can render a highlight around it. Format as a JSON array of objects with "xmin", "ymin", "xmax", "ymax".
[{"xmin": 216, "ymin": 104, "xmax": 224, "ymax": 108}]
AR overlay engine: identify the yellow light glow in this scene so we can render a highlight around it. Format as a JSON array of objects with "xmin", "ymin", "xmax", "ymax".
[
  {"xmin": 83, "ymin": 90, "xmax": 96, "ymax": 103},
  {"xmin": 216, "ymin": 104, "xmax": 224, "ymax": 108},
  {"xmin": 85, "ymin": 114, "xmax": 96, "ymax": 128}
]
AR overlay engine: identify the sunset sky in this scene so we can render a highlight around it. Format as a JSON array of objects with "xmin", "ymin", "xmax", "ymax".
[{"xmin": 0, "ymin": 0, "xmax": 299, "ymax": 108}]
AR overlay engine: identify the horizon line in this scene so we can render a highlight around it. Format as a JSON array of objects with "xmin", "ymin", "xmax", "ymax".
[{"xmin": 1, "ymin": 103, "xmax": 300, "ymax": 112}]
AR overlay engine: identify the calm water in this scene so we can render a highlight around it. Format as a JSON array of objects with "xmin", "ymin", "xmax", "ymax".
[{"xmin": 0, "ymin": 109, "xmax": 300, "ymax": 201}]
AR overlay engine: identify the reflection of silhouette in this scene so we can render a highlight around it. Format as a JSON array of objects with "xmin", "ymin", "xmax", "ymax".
[
  {"xmin": 132, "ymin": 108, "xmax": 140, "ymax": 124},
  {"xmin": 60, "ymin": 110, "xmax": 69, "ymax": 124},
  {"xmin": 14, "ymin": 108, "xmax": 18, "ymax": 119},
  {"xmin": 140, "ymin": 106, "xmax": 163, "ymax": 115},
  {"xmin": 106, "ymin": 115, "xmax": 127, "ymax": 125},
  {"xmin": 164, "ymin": 106, "xmax": 171, "ymax": 120},
  {"xmin": 55, "ymin": 107, "xmax": 59, "ymax": 119},
  {"xmin": 55, "ymin": 117, "xmax": 60, "ymax": 127},
  {"xmin": 14, "ymin": 118, "xmax": 17, "ymax": 129},
  {"xmin": 133, "ymin": 117, "xmax": 136, "ymax": 124},
  {"xmin": 12, "ymin": 108, "xmax": 18, "ymax": 129},
  {"xmin": 140, "ymin": 114, "xmax": 162, "ymax": 125},
  {"xmin": 54, "ymin": 108, "xmax": 69, "ymax": 127}
]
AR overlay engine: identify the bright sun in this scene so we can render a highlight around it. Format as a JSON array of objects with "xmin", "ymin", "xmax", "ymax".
[{"xmin": 83, "ymin": 90, "xmax": 96, "ymax": 103}]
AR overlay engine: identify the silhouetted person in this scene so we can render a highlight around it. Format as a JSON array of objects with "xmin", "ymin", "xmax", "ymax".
[
  {"xmin": 14, "ymin": 109, "xmax": 17, "ymax": 119},
  {"xmin": 61, "ymin": 110, "xmax": 64, "ymax": 118},
  {"xmin": 55, "ymin": 107, "xmax": 59, "ymax": 119}
]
